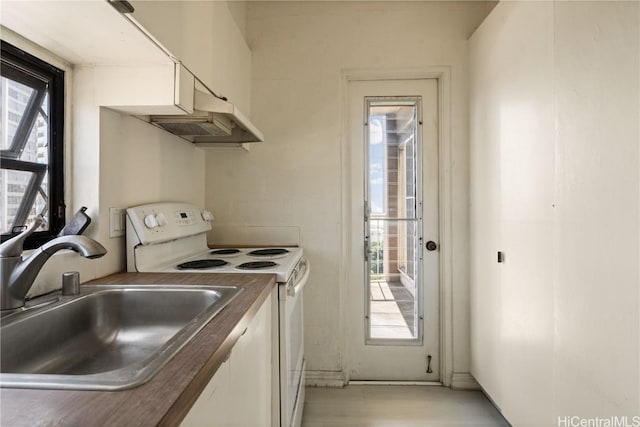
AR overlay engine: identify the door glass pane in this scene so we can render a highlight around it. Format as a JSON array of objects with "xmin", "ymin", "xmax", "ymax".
[{"xmin": 366, "ymin": 98, "xmax": 421, "ymax": 343}]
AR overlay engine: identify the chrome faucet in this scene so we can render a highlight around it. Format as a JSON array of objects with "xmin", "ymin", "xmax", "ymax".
[{"xmin": 0, "ymin": 217, "xmax": 107, "ymax": 311}]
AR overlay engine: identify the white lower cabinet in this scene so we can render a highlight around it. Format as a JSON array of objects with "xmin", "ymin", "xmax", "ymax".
[{"xmin": 182, "ymin": 292, "xmax": 274, "ymax": 427}]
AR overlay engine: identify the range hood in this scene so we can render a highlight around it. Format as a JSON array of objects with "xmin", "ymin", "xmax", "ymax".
[{"xmin": 150, "ymin": 89, "xmax": 264, "ymax": 145}]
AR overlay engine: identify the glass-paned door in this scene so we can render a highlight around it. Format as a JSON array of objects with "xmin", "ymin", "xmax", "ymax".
[{"xmin": 347, "ymin": 78, "xmax": 439, "ymax": 381}]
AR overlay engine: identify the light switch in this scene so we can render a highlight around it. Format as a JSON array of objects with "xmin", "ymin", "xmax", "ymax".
[{"xmin": 110, "ymin": 208, "xmax": 126, "ymax": 238}]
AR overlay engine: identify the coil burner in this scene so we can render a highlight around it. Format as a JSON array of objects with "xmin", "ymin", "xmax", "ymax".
[
  {"xmin": 247, "ymin": 248, "xmax": 290, "ymax": 257},
  {"xmin": 210, "ymin": 249, "xmax": 242, "ymax": 255},
  {"xmin": 177, "ymin": 259, "xmax": 228, "ymax": 269},
  {"xmin": 236, "ymin": 261, "xmax": 278, "ymax": 270}
]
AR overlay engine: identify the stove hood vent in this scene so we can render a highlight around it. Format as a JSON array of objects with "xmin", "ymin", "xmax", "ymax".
[{"xmin": 150, "ymin": 89, "xmax": 264, "ymax": 145}]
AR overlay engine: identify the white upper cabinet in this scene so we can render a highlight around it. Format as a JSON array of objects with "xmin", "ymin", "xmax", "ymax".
[
  {"xmin": 129, "ymin": 1, "xmax": 252, "ymax": 114},
  {"xmin": 0, "ymin": 1, "xmax": 194, "ymax": 115},
  {"xmin": 0, "ymin": 1, "xmax": 167, "ymax": 66},
  {"xmin": 1, "ymin": 1, "xmax": 258, "ymax": 147},
  {"xmin": 0, "ymin": 0, "xmax": 251, "ymax": 117}
]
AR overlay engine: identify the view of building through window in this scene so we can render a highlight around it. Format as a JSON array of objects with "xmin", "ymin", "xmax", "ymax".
[
  {"xmin": 366, "ymin": 100, "xmax": 421, "ymax": 341},
  {"xmin": 0, "ymin": 71, "xmax": 50, "ymax": 233}
]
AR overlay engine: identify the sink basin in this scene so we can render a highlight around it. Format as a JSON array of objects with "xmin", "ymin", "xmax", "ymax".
[{"xmin": 0, "ymin": 284, "xmax": 241, "ymax": 390}]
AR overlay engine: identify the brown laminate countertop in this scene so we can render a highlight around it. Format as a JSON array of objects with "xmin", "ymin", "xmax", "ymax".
[{"xmin": 0, "ymin": 272, "xmax": 277, "ymax": 427}]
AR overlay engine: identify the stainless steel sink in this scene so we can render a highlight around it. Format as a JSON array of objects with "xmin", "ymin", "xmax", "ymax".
[{"xmin": 0, "ymin": 284, "xmax": 241, "ymax": 390}]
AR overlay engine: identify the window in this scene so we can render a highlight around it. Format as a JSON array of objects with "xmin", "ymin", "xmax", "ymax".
[{"xmin": 0, "ymin": 40, "xmax": 65, "ymax": 249}]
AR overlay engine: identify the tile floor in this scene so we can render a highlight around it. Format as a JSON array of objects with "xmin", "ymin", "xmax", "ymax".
[
  {"xmin": 370, "ymin": 281, "xmax": 416, "ymax": 339},
  {"xmin": 301, "ymin": 385, "xmax": 510, "ymax": 426}
]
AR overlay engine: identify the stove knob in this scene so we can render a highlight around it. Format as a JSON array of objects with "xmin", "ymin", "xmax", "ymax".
[
  {"xmin": 156, "ymin": 213, "xmax": 168, "ymax": 227},
  {"xmin": 201, "ymin": 210, "xmax": 214, "ymax": 222},
  {"xmin": 144, "ymin": 214, "xmax": 158, "ymax": 229}
]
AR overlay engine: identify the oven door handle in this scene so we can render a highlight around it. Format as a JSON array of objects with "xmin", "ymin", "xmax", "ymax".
[{"xmin": 287, "ymin": 258, "xmax": 310, "ymax": 297}]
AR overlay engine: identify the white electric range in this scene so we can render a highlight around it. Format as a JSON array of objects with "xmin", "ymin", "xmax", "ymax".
[{"xmin": 125, "ymin": 202, "xmax": 308, "ymax": 427}]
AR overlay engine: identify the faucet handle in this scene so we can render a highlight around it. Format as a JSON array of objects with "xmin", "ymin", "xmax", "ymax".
[
  {"xmin": 62, "ymin": 271, "xmax": 80, "ymax": 296},
  {"xmin": 0, "ymin": 216, "xmax": 44, "ymax": 257}
]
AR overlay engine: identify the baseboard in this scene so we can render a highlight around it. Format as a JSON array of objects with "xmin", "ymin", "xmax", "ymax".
[
  {"xmin": 349, "ymin": 380, "xmax": 442, "ymax": 386},
  {"xmin": 305, "ymin": 370, "xmax": 346, "ymax": 388},
  {"xmin": 451, "ymin": 372, "xmax": 480, "ymax": 390},
  {"xmin": 305, "ymin": 370, "xmax": 478, "ymax": 389}
]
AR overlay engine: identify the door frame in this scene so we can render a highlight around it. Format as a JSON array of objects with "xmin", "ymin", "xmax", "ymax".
[{"xmin": 339, "ymin": 67, "xmax": 454, "ymax": 386}]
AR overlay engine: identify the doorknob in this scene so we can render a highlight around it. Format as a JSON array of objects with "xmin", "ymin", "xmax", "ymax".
[{"xmin": 426, "ymin": 241, "xmax": 438, "ymax": 251}]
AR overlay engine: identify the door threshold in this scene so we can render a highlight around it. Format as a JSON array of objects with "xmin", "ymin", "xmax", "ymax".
[{"xmin": 348, "ymin": 380, "xmax": 442, "ymax": 386}]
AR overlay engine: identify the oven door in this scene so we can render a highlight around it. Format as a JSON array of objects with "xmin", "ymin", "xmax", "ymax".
[{"xmin": 279, "ymin": 258, "xmax": 310, "ymax": 427}]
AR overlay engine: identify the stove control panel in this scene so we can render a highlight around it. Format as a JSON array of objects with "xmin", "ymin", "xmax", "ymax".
[
  {"xmin": 174, "ymin": 210, "xmax": 197, "ymax": 226},
  {"xmin": 127, "ymin": 202, "xmax": 212, "ymax": 245}
]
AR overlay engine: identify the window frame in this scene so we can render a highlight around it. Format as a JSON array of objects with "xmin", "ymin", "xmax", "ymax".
[{"xmin": 0, "ymin": 40, "xmax": 65, "ymax": 249}]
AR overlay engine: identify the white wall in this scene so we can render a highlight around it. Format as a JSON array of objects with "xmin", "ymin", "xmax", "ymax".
[
  {"xmin": 205, "ymin": 1, "xmax": 496, "ymax": 381},
  {"xmin": 552, "ymin": 1, "xmax": 640, "ymax": 419},
  {"xmin": 27, "ymin": 67, "xmax": 205, "ymax": 297},
  {"xmin": 1, "ymin": 4, "xmax": 208, "ymax": 298},
  {"xmin": 470, "ymin": 1, "xmax": 639, "ymax": 424},
  {"xmin": 96, "ymin": 107, "xmax": 205, "ymax": 274}
]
